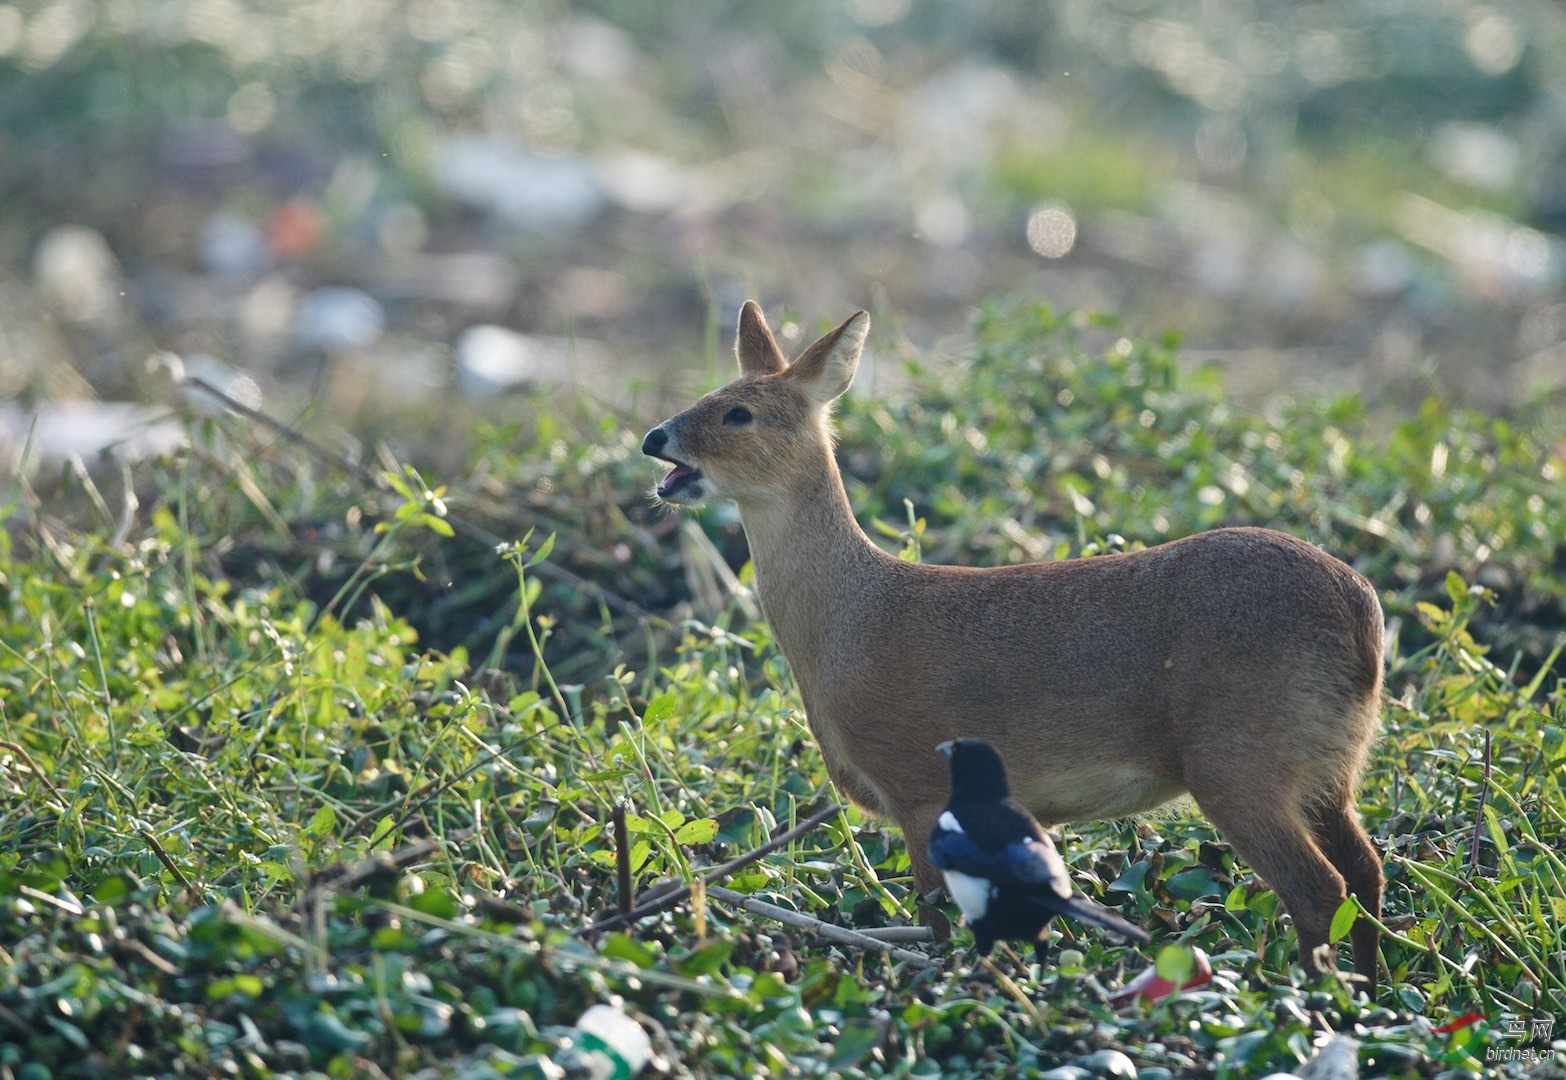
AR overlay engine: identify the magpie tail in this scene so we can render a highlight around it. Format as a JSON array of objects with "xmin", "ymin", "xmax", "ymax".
[{"xmin": 1060, "ymin": 897, "xmax": 1150, "ymax": 944}]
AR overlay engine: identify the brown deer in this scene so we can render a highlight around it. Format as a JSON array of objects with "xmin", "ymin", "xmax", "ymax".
[{"xmin": 642, "ymin": 302, "xmax": 1385, "ymax": 989}]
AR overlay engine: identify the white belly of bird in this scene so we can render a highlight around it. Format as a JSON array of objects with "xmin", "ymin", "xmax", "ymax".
[{"xmin": 941, "ymin": 869, "xmax": 992, "ymax": 921}]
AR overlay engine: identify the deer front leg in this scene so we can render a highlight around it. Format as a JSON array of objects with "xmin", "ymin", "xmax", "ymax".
[{"xmin": 900, "ymin": 806, "xmax": 953, "ymax": 943}]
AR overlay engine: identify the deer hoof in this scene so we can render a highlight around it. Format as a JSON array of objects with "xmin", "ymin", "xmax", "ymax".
[{"xmin": 917, "ymin": 898, "xmax": 953, "ymax": 943}]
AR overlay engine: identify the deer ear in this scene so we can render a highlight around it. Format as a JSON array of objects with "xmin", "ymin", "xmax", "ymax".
[
  {"xmin": 736, "ymin": 300, "xmax": 786, "ymax": 376},
  {"xmin": 786, "ymin": 310, "xmax": 867, "ymax": 406}
]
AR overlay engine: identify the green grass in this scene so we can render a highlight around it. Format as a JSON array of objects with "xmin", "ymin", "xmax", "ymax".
[{"xmin": 1, "ymin": 303, "xmax": 1563, "ymax": 1077}]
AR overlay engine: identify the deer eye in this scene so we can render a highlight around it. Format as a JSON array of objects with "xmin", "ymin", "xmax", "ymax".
[{"xmin": 722, "ymin": 406, "xmax": 753, "ymax": 426}]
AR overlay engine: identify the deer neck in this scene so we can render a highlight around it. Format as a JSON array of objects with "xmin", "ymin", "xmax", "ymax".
[{"xmin": 734, "ymin": 452, "xmax": 887, "ymax": 666}]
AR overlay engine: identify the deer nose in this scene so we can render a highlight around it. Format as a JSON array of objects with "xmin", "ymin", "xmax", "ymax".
[{"xmin": 642, "ymin": 426, "xmax": 668, "ymax": 457}]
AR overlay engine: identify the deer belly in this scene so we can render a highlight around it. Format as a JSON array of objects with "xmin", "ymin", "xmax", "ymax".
[{"xmin": 1015, "ymin": 766, "xmax": 1185, "ymax": 825}]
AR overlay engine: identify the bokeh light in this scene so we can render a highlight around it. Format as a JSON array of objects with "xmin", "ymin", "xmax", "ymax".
[{"xmin": 1026, "ymin": 203, "xmax": 1078, "ymax": 259}]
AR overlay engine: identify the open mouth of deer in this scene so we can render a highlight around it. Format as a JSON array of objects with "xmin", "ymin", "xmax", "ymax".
[{"xmin": 652, "ymin": 455, "xmax": 703, "ymax": 499}]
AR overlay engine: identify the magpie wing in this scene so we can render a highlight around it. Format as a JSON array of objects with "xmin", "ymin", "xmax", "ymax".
[
  {"xmin": 930, "ymin": 823, "xmax": 1072, "ymax": 902},
  {"xmin": 1005, "ymin": 836, "xmax": 1075, "ymax": 900},
  {"xmin": 927, "ymin": 820, "xmax": 999, "ymax": 876}
]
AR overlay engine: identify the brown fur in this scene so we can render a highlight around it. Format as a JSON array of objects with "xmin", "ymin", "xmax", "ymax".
[{"xmin": 644, "ymin": 301, "xmax": 1385, "ymax": 988}]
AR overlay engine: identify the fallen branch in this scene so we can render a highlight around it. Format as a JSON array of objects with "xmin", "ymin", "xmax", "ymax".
[
  {"xmin": 576, "ymin": 802, "xmax": 845, "ymax": 937},
  {"xmin": 706, "ymin": 886, "xmax": 933, "ymax": 969},
  {"xmin": 853, "ymin": 926, "xmax": 937, "ymax": 943}
]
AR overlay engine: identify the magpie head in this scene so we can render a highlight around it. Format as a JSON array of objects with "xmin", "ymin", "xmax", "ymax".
[{"xmin": 937, "ymin": 737, "xmax": 1013, "ymax": 803}]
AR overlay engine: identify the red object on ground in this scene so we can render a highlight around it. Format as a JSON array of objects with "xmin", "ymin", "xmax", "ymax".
[
  {"xmin": 1109, "ymin": 948, "xmax": 1214, "ymax": 1007},
  {"xmin": 1430, "ymin": 1013, "xmax": 1487, "ymax": 1034}
]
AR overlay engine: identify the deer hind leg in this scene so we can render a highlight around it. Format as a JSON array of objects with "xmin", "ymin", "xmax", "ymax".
[
  {"xmin": 1188, "ymin": 777, "xmax": 1349, "ymax": 982},
  {"xmin": 1309, "ymin": 786, "xmax": 1383, "ymax": 992}
]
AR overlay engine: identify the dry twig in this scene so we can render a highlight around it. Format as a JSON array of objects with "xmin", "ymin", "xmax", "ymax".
[{"xmin": 706, "ymin": 886, "xmax": 933, "ymax": 968}]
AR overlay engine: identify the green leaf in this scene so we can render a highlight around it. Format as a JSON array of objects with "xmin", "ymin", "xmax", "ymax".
[
  {"xmin": 369, "ymin": 816, "xmax": 397, "ymax": 851},
  {"xmin": 1165, "ymin": 866, "xmax": 1220, "ymax": 901},
  {"xmin": 1328, "ymin": 896, "xmax": 1359, "ymax": 943},
  {"xmin": 601, "ymin": 933, "xmax": 657, "ymax": 969},
  {"xmin": 745, "ymin": 971, "xmax": 792, "ymax": 1004},
  {"xmin": 642, "ymin": 693, "xmax": 677, "ymax": 726},
  {"xmin": 674, "ymin": 937, "xmax": 735, "ymax": 976},
  {"xmin": 1153, "ymin": 944, "xmax": 1195, "ymax": 986},
  {"xmin": 1226, "ymin": 1029, "xmax": 1271, "ymax": 1065},
  {"xmin": 728, "ymin": 871, "xmax": 770, "ymax": 892},
  {"xmin": 674, "ymin": 818, "xmax": 718, "ymax": 845},
  {"xmin": 383, "ymin": 470, "xmax": 415, "ymax": 500},
  {"xmin": 1445, "ymin": 570, "xmax": 1468, "ymax": 605},
  {"xmin": 716, "ymin": 808, "xmax": 757, "ymax": 846},
  {"xmin": 303, "ymin": 1011, "xmax": 372, "ymax": 1054},
  {"xmin": 1415, "ymin": 601, "xmax": 1449, "ymax": 628},
  {"xmin": 371, "ymin": 924, "xmax": 414, "ymax": 951},
  {"xmin": 1482, "ymin": 803, "xmax": 1509, "ymax": 859},
  {"xmin": 45, "ymin": 1017, "xmax": 89, "ymax": 1052},
  {"xmin": 308, "ymin": 804, "xmax": 337, "ymax": 838},
  {"xmin": 830, "ymin": 1019, "xmax": 883, "ymax": 1069},
  {"xmin": 1108, "ymin": 861, "xmax": 1149, "ymax": 895},
  {"xmin": 409, "ymin": 888, "xmax": 459, "ymax": 920},
  {"xmin": 206, "ymin": 972, "xmax": 261, "ymax": 998},
  {"xmin": 525, "ymin": 532, "xmax": 556, "ymax": 568},
  {"xmin": 90, "ymin": 874, "xmax": 132, "ymax": 905},
  {"xmin": 1519, "ymin": 643, "xmax": 1563, "ymax": 701},
  {"xmin": 419, "ymin": 513, "xmax": 455, "ymax": 537}
]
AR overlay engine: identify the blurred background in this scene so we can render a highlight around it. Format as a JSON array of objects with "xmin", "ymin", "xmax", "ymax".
[{"xmin": 3, "ymin": 0, "xmax": 1566, "ymax": 473}]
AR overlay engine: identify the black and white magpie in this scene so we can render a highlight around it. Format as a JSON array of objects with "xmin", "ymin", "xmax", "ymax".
[{"xmin": 928, "ymin": 738, "xmax": 1150, "ymax": 963}]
